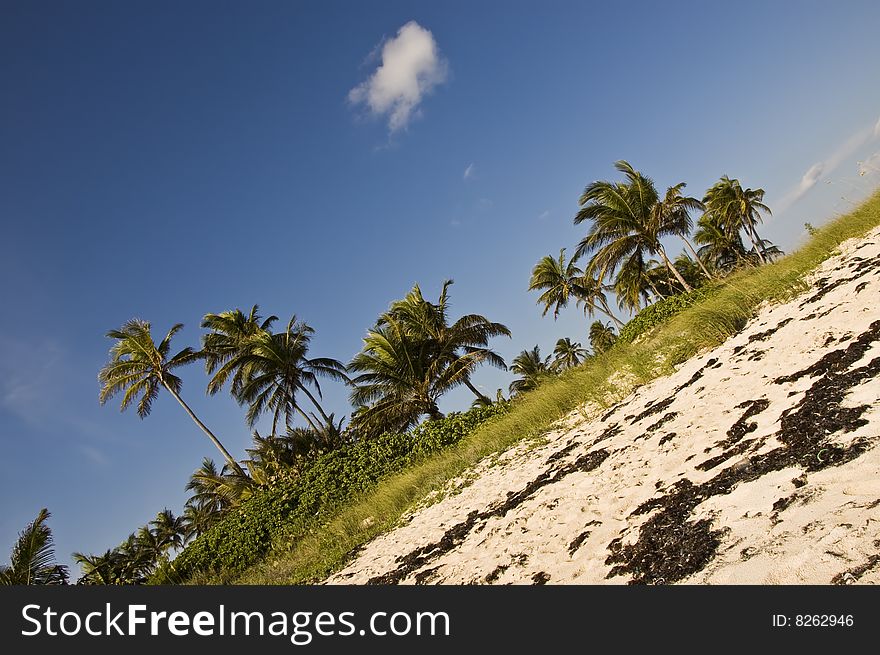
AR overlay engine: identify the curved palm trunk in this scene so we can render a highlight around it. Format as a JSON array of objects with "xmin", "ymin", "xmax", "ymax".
[
  {"xmin": 597, "ymin": 297, "xmax": 625, "ymax": 328},
  {"xmin": 298, "ymin": 385, "xmax": 333, "ymax": 428},
  {"xmin": 163, "ymin": 383, "xmax": 246, "ymax": 478},
  {"xmin": 646, "ymin": 278, "xmax": 663, "ymax": 301},
  {"xmin": 656, "ymin": 244, "xmax": 693, "ymax": 292},
  {"xmin": 464, "ymin": 378, "xmax": 492, "ymax": 404},
  {"xmin": 744, "ymin": 223, "xmax": 767, "ymax": 263},
  {"xmin": 294, "ymin": 406, "xmax": 322, "ymax": 433},
  {"xmin": 681, "ymin": 237, "xmax": 714, "ymax": 280}
]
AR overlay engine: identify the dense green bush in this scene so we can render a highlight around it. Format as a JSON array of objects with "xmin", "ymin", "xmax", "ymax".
[
  {"xmin": 617, "ymin": 286, "xmax": 717, "ymax": 345},
  {"xmin": 156, "ymin": 403, "xmax": 508, "ymax": 582}
]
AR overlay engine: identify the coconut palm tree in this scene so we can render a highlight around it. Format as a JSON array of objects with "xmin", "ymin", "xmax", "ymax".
[
  {"xmin": 589, "ymin": 321, "xmax": 617, "ymax": 354},
  {"xmin": 99, "ymin": 319, "xmax": 246, "ymax": 477},
  {"xmin": 508, "ymin": 346, "xmax": 551, "ymax": 395},
  {"xmin": 694, "ymin": 211, "xmax": 748, "ymax": 274},
  {"xmin": 201, "ymin": 305, "xmax": 278, "ymax": 398},
  {"xmin": 185, "ymin": 457, "xmax": 250, "ymax": 511},
  {"xmin": 233, "ymin": 317, "xmax": 349, "ymax": 434},
  {"xmin": 654, "ymin": 183, "xmax": 712, "ymax": 280},
  {"xmin": 150, "ymin": 509, "xmax": 186, "ymax": 552},
  {"xmin": 0, "ymin": 509, "xmax": 68, "ymax": 585},
  {"xmin": 575, "ymin": 161, "xmax": 695, "ymax": 293},
  {"xmin": 349, "ymin": 281, "xmax": 510, "ymax": 434},
  {"xmin": 181, "ymin": 501, "xmax": 218, "ymax": 542},
  {"xmin": 551, "ymin": 338, "xmax": 589, "ymax": 371},
  {"xmin": 381, "ymin": 280, "xmax": 511, "ymax": 404},
  {"xmin": 612, "ymin": 250, "xmax": 655, "ymax": 312},
  {"xmin": 73, "ymin": 550, "xmax": 120, "ymax": 585},
  {"xmin": 529, "ymin": 250, "xmax": 624, "ymax": 327},
  {"xmin": 703, "ymin": 176, "xmax": 771, "ymax": 264}
]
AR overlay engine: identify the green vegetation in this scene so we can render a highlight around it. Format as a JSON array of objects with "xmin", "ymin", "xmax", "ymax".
[
  {"xmin": 51, "ymin": 155, "xmax": 874, "ymax": 586},
  {"xmin": 231, "ymin": 189, "xmax": 880, "ymax": 584},
  {"xmin": 157, "ymin": 404, "xmax": 507, "ymax": 582},
  {"xmin": 0, "ymin": 509, "xmax": 68, "ymax": 585}
]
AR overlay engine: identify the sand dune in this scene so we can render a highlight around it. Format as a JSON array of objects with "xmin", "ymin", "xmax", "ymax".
[{"xmin": 328, "ymin": 228, "xmax": 880, "ymax": 585}]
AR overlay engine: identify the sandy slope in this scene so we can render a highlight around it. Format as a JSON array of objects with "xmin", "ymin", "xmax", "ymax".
[{"xmin": 328, "ymin": 228, "xmax": 880, "ymax": 585}]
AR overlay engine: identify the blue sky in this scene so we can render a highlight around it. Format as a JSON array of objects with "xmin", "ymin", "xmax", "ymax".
[{"xmin": 2, "ymin": 0, "xmax": 880, "ymax": 572}]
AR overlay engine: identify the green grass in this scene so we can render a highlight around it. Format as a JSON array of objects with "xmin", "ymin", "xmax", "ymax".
[{"xmin": 232, "ymin": 190, "xmax": 880, "ymax": 585}]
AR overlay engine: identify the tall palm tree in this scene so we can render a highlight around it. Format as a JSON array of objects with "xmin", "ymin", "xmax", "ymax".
[
  {"xmin": 349, "ymin": 281, "xmax": 510, "ymax": 434},
  {"xmin": 694, "ymin": 211, "xmax": 747, "ymax": 274},
  {"xmin": 654, "ymin": 183, "xmax": 712, "ymax": 280},
  {"xmin": 233, "ymin": 316, "xmax": 349, "ymax": 434},
  {"xmin": 73, "ymin": 550, "xmax": 120, "ymax": 585},
  {"xmin": 150, "ymin": 509, "xmax": 186, "ymax": 552},
  {"xmin": 382, "ymin": 280, "xmax": 511, "ymax": 404},
  {"xmin": 181, "ymin": 501, "xmax": 218, "ymax": 542},
  {"xmin": 529, "ymin": 250, "xmax": 624, "ymax": 327},
  {"xmin": 0, "ymin": 509, "xmax": 68, "ymax": 585},
  {"xmin": 703, "ymin": 175, "xmax": 771, "ymax": 264},
  {"xmin": 612, "ymin": 250, "xmax": 655, "ymax": 312},
  {"xmin": 575, "ymin": 160, "xmax": 695, "ymax": 293},
  {"xmin": 508, "ymin": 346, "xmax": 551, "ymax": 395},
  {"xmin": 589, "ymin": 321, "xmax": 617, "ymax": 354},
  {"xmin": 99, "ymin": 319, "xmax": 246, "ymax": 477},
  {"xmin": 551, "ymin": 338, "xmax": 589, "ymax": 371},
  {"xmin": 201, "ymin": 305, "xmax": 278, "ymax": 398}
]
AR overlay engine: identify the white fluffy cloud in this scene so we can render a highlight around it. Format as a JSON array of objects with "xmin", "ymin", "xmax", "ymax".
[{"xmin": 348, "ymin": 21, "xmax": 449, "ymax": 133}]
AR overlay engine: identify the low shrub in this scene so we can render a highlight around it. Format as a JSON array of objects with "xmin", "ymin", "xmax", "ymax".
[
  {"xmin": 157, "ymin": 403, "xmax": 508, "ymax": 582},
  {"xmin": 617, "ymin": 286, "xmax": 718, "ymax": 344}
]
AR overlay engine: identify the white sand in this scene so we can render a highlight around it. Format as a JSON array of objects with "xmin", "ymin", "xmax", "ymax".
[{"xmin": 328, "ymin": 228, "xmax": 880, "ymax": 585}]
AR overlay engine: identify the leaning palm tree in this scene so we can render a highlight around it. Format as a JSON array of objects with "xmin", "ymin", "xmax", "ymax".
[
  {"xmin": 233, "ymin": 317, "xmax": 349, "ymax": 434},
  {"xmin": 99, "ymin": 319, "xmax": 246, "ymax": 477},
  {"xmin": 150, "ymin": 509, "xmax": 186, "ymax": 553},
  {"xmin": 382, "ymin": 280, "xmax": 511, "ymax": 405},
  {"xmin": 185, "ymin": 457, "xmax": 250, "ymax": 511},
  {"xmin": 201, "ymin": 305, "xmax": 278, "ymax": 398},
  {"xmin": 612, "ymin": 250, "xmax": 655, "ymax": 312},
  {"xmin": 703, "ymin": 175, "xmax": 771, "ymax": 264},
  {"xmin": 0, "ymin": 509, "xmax": 68, "ymax": 585},
  {"xmin": 575, "ymin": 160, "xmax": 694, "ymax": 293},
  {"xmin": 551, "ymin": 338, "xmax": 589, "ymax": 371},
  {"xmin": 694, "ymin": 211, "xmax": 748, "ymax": 274},
  {"xmin": 529, "ymin": 250, "xmax": 623, "ymax": 327},
  {"xmin": 508, "ymin": 346, "xmax": 551, "ymax": 395},
  {"xmin": 350, "ymin": 281, "xmax": 510, "ymax": 434},
  {"xmin": 589, "ymin": 321, "xmax": 617, "ymax": 355},
  {"xmin": 653, "ymin": 183, "xmax": 712, "ymax": 280}
]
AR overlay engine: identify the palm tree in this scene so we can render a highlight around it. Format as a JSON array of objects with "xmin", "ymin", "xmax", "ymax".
[
  {"xmin": 654, "ymin": 183, "xmax": 712, "ymax": 280},
  {"xmin": 382, "ymin": 280, "xmax": 511, "ymax": 404},
  {"xmin": 529, "ymin": 250, "xmax": 623, "ymax": 327},
  {"xmin": 612, "ymin": 250, "xmax": 655, "ymax": 313},
  {"xmin": 181, "ymin": 501, "xmax": 218, "ymax": 542},
  {"xmin": 99, "ymin": 319, "xmax": 246, "ymax": 477},
  {"xmin": 694, "ymin": 211, "xmax": 747, "ymax": 274},
  {"xmin": 232, "ymin": 317, "xmax": 349, "ymax": 434},
  {"xmin": 703, "ymin": 176, "xmax": 771, "ymax": 264},
  {"xmin": 349, "ymin": 281, "xmax": 510, "ymax": 434},
  {"xmin": 73, "ymin": 550, "xmax": 120, "ymax": 585},
  {"xmin": 0, "ymin": 509, "xmax": 68, "ymax": 585},
  {"xmin": 185, "ymin": 457, "xmax": 250, "ymax": 511},
  {"xmin": 589, "ymin": 321, "xmax": 617, "ymax": 354},
  {"xmin": 508, "ymin": 346, "xmax": 551, "ymax": 395},
  {"xmin": 551, "ymin": 338, "xmax": 588, "ymax": 371},
  {"xmin": 201, "ymin": 305, "xmax": 278, "ymax": 398},
  {"xmin": 574, "ymin": 160, "xmax": 695, "ymax": 293},
  {"xmin": 150, "ymin": 509, "xmax": 186, "ymax": 552}
]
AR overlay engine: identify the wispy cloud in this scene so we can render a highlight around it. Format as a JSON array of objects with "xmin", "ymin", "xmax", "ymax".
[
  {"xmin": 463, "ymin": 162, "xmax": 475, "ymax": 180},
  {"xmin": 79, "ymin": 444, "xmax": 111, "ymax": 467},
  {"xmin": 775, "ymin": 115, "xmax": 880, "ymax": 214},
  {"xmin": 348, "ymin": 21, "xmax": 449, "ymax": 134},
  {"xmin": 859, "ymin": 152, "xmax": 880, "ymax": 177},
  {"xmin": 537, "ymin": 209, "xmax": 550, "ymax": 221},
  {"xmin": 0, "ymin": 335, "xmax": 65, "ymax": 428}
]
